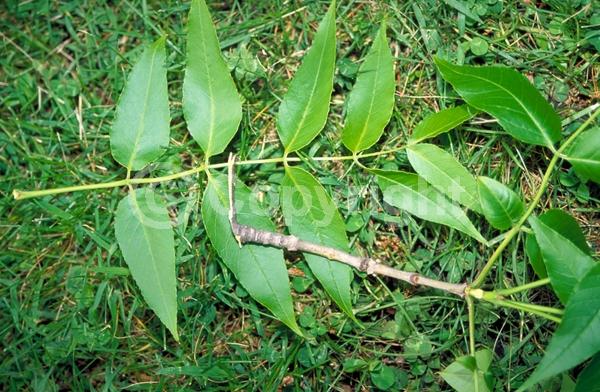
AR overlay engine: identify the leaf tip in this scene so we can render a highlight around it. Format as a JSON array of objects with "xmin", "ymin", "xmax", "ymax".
[
  {"xmin": 169, "ymin": 325, "xmax": 180, "ymax": 342},
  {"xmin": 325, "ymin": 0, "xmax": 336, "ymax": 20},
  {"xmin": 149, "ymin": 36, "xmax": 167, "ymax": 53},
  {"xmin": 288, "ymin": 322, "xmax": 306, "ymax": 338}
]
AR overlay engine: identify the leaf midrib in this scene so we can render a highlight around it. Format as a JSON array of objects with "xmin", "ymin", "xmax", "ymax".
[
  {"xmin": 127, "ymin": 45, "xmax": 159, "ymax": 171},
  {"xmin": 352, "ymin": 36, "xmax": 384, "ymax": 151},
  {"xmin": 409, "ymin": 146, "xmax": 479, "ymax": 209},
  {"xmin": 128, "ymin": 192, "xmax": 173, "ymax": 328},
  {"xmin": 381, "ymin": 174, "xmax": 484, "ymax": 242},
  {"xmin": 413, "ymin": 112, "xmax": 470, "ymax": 143},
  {"xmin": 482, "ymin": 181, "xmax": 519, "ymax": 226},
  {"xmin": 445, "ymin": 65, "xmax": 556, "ymax": 147},
  {"xmin": 199, "ymin": 7, "xmax": 217, "ymax": 156},
  {"xmin": 284, "ymin": 18, "xmax": 333, "ymax": 152}
]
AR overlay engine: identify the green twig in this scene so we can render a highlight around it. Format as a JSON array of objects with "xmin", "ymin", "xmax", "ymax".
[
  {"xmin": 494, "ymin": 278, "xmax": 551, "ymax": 296},
  {"xmin": 488, "ymin": 299, "xmax": 562, "ymax": 323},
  {"xmin": 469, "ymin": 288, "xmax": 562, "ymax": 323},
  {"xmin": 13, "ymin": 146, "xmax": 406, "ymax": 201},
  {"xmin": 466, "ymin": 295, "xmax": 476, "ymax": 355}
]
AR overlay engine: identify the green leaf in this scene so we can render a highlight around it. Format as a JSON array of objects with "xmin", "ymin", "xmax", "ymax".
[
  {"xmin": 114, "ymin": 188, "xmax": 178, "ymax": 340},
  {"xmin": 476, "ymin": 177, "xmax": 524, "ymax": 230},
  {"xmin": 524, "ymin": 233, "xmax": 547, "ymax": 279},
  {"xmin": 565, "ymin": 127, "xmax": 600, "ymax": 184},
  {"xmin": 281, "ymin": 166, "xmax": 354, "ymax": 319},
  {"xmin": 374, "ymin": 170, "xmax": 486, "ymax": 244},
  {"xmin": 201, "ymin": 173, "xmax": 302, "ymax": 335},
  {"xmin": 441, "ymin": 0, "xmax": 482, "ymax": 23},
  {"xmin": 409, "ymin": 105, "xmax": 478, "ymax": 144},
  {"xmin": 469, "ymin": 37, "xmax": 489, "ymax": 56},
  {"xmin": 434, "ymin": 57, "xmax": 562, "ymax": 147},
  {"xmin": 441, "ymin": 349, "xmax": 493, "ymax": 392},
  {"xmin": 406, "ymin": 143, "xmax": 481, "ymax": 212},
  {"xmin": 519, "ymin": 264, "xmax": 600, "ymax": 391},
  {"xmin": 342, "ymin": 358, "xmax": 369, "ymax": 372},
  {"xmin": 528, "ymin": 216, "xmax": 595, "ymax": 304},
  {"xmin": 370, "ymin": 363, "xmax": 396, "ymax": 390},
  {"xmin": 183, "ymin": 0, "xmax": 242, "ymax": 157},
  {"xmin": 341, "ymin": 19, "xmax": 395, "ymax": 153},
  {"xmin": 526, "ymin": 209, "xmax": 592, "ymax": 279},
  {"xmin": 110, "ymin": 37, "xmax": 170, "ymax": 171},
  {"xmin": 575, "ymin": 355, "xmax": 600, "ymax": 392},
  {"xmin": 277, "ymin": 2, "xmax": 336, "ymax": 153}
]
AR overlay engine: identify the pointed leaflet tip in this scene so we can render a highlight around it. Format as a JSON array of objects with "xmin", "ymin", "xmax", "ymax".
[
  {"xmin": 276, "ymin": 0, "xmax": 337, "ymax": 153},
  {"xmin": 341, "ymin": 13, "xmax": 394, "ymax": 152},
  {"xmin": 155, "ymin": 35, "xmax": 167, "ymax": 46},
  {"xmin": 183, "ymin": 0, "xmax": 242, "ymax": 157},
  {"xmin": 110, "ymin": 35, "xmax": 170, "ymax": 171},
  {"xmin": 433, "ymin": 57, "xmax": 561, "ymax": 147}
]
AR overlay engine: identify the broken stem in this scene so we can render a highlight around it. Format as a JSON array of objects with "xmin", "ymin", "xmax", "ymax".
[{"xmin": 226, "ymin": 154, "xmax": 467, "ymax": 297}]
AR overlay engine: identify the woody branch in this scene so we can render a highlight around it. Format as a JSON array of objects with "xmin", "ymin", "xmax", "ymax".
[{"xmin": 226, "ymin": 153, "xmax": 467, "ymax": 297}]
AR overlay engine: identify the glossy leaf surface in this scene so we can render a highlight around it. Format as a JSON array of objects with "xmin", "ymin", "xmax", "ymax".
[
  {"xmin": 342, "ymin": 20, "xmax": 395, "ymax": 153},
  {"xmin": 441, "ymin": 349, "xmax": 493, "ymax": 392},
  {"xmin": 529, "ymin": 216, "xmax": 595, "ymax": 304},
  {"xmin": 202, "ymin": 173, "xmax": 301, "ymax": 335},
  {"xmin": 115, "ymin": 188, "xmax": 178, "ymax": 340},
  {"xmin": 375, "ymin": 170, "xmax": 486, "ymax": 243},
  {"xmin": 110, "ymin": 37, "xmax": 170, "ymax": 171},
  {"xmin": 519, "ymin": 264, "xmax": 600, "ymax": 390},
  {"xmin": 477, "ymin": 176, "xmax": 524, "ymax": 230},
  {"xmin": 565, "ymin": 127, "xmax": 600, "ymax": 184},
  {"xmin": 409, "ymin": 105, "xmax": 478, "ymax": 144},
  {"xmin": 435, "ymin": 58, "xmax": 561, "ymax": 147},
  {"xmin": 526, "ymin": 209, "xmax": 592, "ymax": 279},
  {"xmin": 277, "ymin": 3, "xmax": 336, "ymax": 153},
  {"xmin": 281, "ymin": 166, "xmax": 354, "ymax": 318},
  {"xmin": 407, "ymin": 143, "xmax": 481, "ymax": 212},
  {"xmin": 183, "ymin": 0, "xmax": 242, "ymax": 157}
]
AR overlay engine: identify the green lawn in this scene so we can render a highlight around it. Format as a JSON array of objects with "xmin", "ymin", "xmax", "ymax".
[{"xmin": 1, "ymin": 0, "xmax": 599, "ymax": 390}]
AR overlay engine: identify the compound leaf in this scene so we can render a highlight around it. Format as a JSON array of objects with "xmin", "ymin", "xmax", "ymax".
[
  {"xmin": 375, "ymin": 170, "xmax": 486, "ymax": 244},
  {"xmin": 526, "ymin": 209, "xmax": 592, "ymax": 279},
  {"xmin": 477, "ymin": 176, "xmax": 524, "ymax": 230},
  {"xmin": 183, "ymin": 0, "xmax": 242, "ymax": 157},
  {"xmin": 519, "ymin": 264, "xmax": 600, "ymax": 391},
  {"xmin": 202, "ymin": 173, "xmax": 302, "ymax": 335},
  {"xmin": 529, "ymin": 216, "xmax": 595, "ymax": 304},
  {"xmin": 342, "ymin": 19, "xmax": 395, "ymax": 153},
  {"xmin": 565, "ymin": 127, "xmax": 600, "ymax": 184},
  {"xmin": 409, "ymin": 105, "xmax": 478, "ymax": 144},
  {"xmin": 110, "ymin": 37, "xmax": 170, "ymax": 171},
  {"xmin": 281, "ymin": 166, "xmax": 354, "ymax": 319},
  {"xmin": 434, "ymin": 57, "xmax": 561, "ymax": 147},
  {"xmin": 407, "ymin": 143, "xmax": 481, "ymax": 212},
  {"xmin": 115, "ymin": 188, "xmax": 178, "ymax": 340},
  {"xmin": 277, "ymin": 2, "xmax": 336, "ymax": 153}
]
